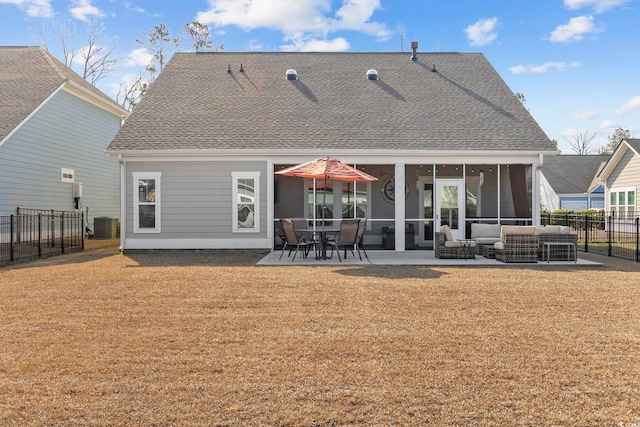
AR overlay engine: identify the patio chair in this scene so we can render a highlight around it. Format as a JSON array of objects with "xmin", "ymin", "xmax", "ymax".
[
  {"xmin": 493, "ymin": 226, "xmax": 538, "ymax": 263},
  {"xmin": 279, "ymin": 218, "xmax": 316, "ymax": 261},
  {"xmin": 326, "ymin": 219, "xmax": 360, "ymax": 262},
  {"xmin": 434, "ymin": 225, "xmax": 476, "ymax": 259},
  {"xmin": 355, "ymin": 218, "xmax": 369, "ymax": 261}
]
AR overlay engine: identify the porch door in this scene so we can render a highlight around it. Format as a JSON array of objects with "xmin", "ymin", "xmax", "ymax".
[
  {"xmin": 418, "ymin": 177, "xmax": 434, "ymax": 246},
  {"xmin": 436, "ymin": 179, "xmax": 465, "ymax": 240}
]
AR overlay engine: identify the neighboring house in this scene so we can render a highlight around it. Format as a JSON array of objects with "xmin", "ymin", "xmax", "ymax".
[
  {"xmin": 106, "ymin": 46, "xmax": 557, "ymax": 251},
  {"xmin": 540, "ymin": 154, "xmax": 607, "ymax": 212},
  {"xmin": 0, "ymin": 46, "xmax": 128, "ymax": 229},
  {"xmin": 597, "ymin": 138, "xmax": 640, "ymax": 217}
]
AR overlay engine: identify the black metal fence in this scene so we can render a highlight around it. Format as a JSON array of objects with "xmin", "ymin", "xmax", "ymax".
[
  {"xmin": 0, "ymin": 208, "xmax": 84, "ymax": 265},
  {"xmin": 541, "ymin": 213, "xmax": 640, "ymax": 261}
]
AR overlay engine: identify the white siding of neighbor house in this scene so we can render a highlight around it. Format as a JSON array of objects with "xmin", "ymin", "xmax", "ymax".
[
  {"xmin": 605, "ymin": 149, "xmax": 640, "ymax": 213},
  {"xmin": 124, "ymin": 160, "xmax": 269, "ymax": 249},
  {"xmin": 0, "ymin": 89, "xmax": 122, "ymax": 227}
]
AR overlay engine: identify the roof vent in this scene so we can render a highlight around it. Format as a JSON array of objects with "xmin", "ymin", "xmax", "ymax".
[
  {"xmin": 286, "ymin": 69, "xmax": 298, "ymax": 80},
  {"xmin": 411, "ymin": 41, "xmax": 418, "ymax": 61},
  {"xmin": 366, "ymin": 69, "xmax": 379, "ymax": 80}
]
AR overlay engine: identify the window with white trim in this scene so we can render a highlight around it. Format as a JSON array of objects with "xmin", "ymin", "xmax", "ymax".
[
  {"xmin": 232, "ymin": 172, "xmax": 260, "ymax": 232},
  {"xmin": 610, "ymin": 187, "xmax": 635, "ymax": 217},
  {"xmin": 133, "ymin": 172, "xmax": 161, "ymax": 233}
]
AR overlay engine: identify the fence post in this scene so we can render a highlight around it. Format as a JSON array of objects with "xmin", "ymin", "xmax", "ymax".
[
  {"xmin": 61, "ymin": 212, "xmax": 65, "ymax": 254},
  {"xmin": 636, "ymin": 217, "xmax": 640, "ymax": 262},
  {"xmin": 608, "ymin": 215, "xmax": 612, "ymax": 257},
  {"xmin": 10, "ymin": 214, "xmax": 15, "ymax": 262},
  {"xmin": 81, "ymin": 212, "xmax": 85, "ymax": 250},
  {"xmin": 584, "ymin": 215, "xmax": 589, "ymax": 253},
  {"xmin": 38, "ymin": 213, "xmax": 42, "ymax": 258},
  {"xmin": 50, "ymin": 209, "xmax": 55, "ymax": 248},
  {"xmin": 16, "ymin": 207, "xmax": 21, "ymax": 244}
]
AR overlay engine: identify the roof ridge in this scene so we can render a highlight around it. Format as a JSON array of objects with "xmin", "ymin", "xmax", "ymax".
[{"xmin": 35, "ymin": 46, "xmax": 67, "ymax": 81}]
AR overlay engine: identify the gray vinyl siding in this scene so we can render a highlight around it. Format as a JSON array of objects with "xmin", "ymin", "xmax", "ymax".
[
  {"xmin": 0, "ymin": 89, "xmax": 122, "ymax": 227},
  {"xmin": 606, "ymin": 149, "xmax": 640, "ymax": 212},
  {"xmin": 125, "ymin": 160, "xmax": 268, "ymax": 241}
]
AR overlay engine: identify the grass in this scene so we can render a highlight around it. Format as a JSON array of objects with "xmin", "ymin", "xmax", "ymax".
[{"xmin": 1, "ymin": 242, "xmax": 639, "ymax": 426}]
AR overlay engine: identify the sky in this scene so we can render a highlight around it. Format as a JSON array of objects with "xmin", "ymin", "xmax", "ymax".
[{"xmin": 1, "ymin": 0, "xmax": 639, "ymax": 154}]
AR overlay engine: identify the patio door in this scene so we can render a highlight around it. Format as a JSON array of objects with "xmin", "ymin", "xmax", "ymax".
[
  {"xmin": 418, "ymin": 177, "xmax": 434, "ymax": 246},
  {"xmin": 436, "ymin": 179, "xmax": 465, "ymax": 240}
]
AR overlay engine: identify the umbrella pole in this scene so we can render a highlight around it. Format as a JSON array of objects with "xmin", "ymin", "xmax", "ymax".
[
  {"xmin": 313, "ymin": 178, "xmax": 317, "ymax": 231},
  {"xmin": 322, "ymin": 176, "xmax": 327, "ymax": 225}
]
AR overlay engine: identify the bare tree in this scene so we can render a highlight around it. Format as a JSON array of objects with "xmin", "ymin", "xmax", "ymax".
[
  {"xmin": 115, "ymin": 73, "xmax": 149, "ymax": 111},
  {"xmin": 397, "ymin": 22, "xmax": 407, "ymax": 52},
  {"xmin": 564, "ymin": 129, "xmax": 598, "ymax": 155},
  {"xmin": 77, "ymin": 22, "xmax": 118, "ymax": 85},
  {"xmin": 136, "ymin": 23, "xmax": 180, "ymax": 79},
  {"xmin": 36, "ymin": 19, "xmax": 118, "ymax": 85}
]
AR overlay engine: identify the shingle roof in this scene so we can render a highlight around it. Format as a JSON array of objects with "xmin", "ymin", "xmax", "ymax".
[
  {"xmin": 625, "ymin": 138, "xmax": 640, "ymax": 154},
  {"xmin": 0, "ymin": 46, "xmax": 122, "ymax": 142},
  {"xmin": 108, "ymin": 51, "xmax": 555, "ymax": 153},
  {"xmin": 542, "ymin": 155, "xmax": 609, "ymax": 194}
]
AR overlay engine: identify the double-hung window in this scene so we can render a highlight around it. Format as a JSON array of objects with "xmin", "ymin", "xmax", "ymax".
[
  {"xmin": 232, "ymin": 172, "xmax": 260, "ymax": 232},
  {"xmin": 610, "ymin": 187, "xmax": 636, "ymax": 217},
  {"xmin": 133, "ymin": 172, "xmax": 161, "ymax": 233}
]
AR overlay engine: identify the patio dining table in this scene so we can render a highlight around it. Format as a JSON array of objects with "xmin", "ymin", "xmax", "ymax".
[{"xmin": 298, "ymin": 226, "xmax": 340, "ymax": 260}]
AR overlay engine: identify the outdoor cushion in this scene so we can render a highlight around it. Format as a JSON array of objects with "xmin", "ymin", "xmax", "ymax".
[
  {"xmin": 444, "ymin": 240, "xmax": 476, "ymax": 248},
  {"xmin": 536, "ymin": 225, "xmax": 571, "ymax": 234},
  {"xmin": 474, "ymin": 237, "xmax": 500, "ymax": 245},
  {"xmin": 500, "ymin": 225, "xmax": 536, "ymax": 243},
  {"xmin": 536, "ymin": 225, "xmax": 562, "ymax": 234},
  {"xmin": 441, "ymin": 225, "xmax": 453, "ymax": 241},
  {"xmin": 471, "ymin": 223, "xmax": 501, "ymax": 239}
]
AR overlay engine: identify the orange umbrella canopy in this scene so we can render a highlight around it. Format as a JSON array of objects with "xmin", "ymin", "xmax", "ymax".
[{"xmin": 275, "ymin": 157, "xmax": 378, "ymax": 182}]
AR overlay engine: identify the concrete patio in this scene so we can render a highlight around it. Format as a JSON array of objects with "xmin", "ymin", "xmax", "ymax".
[{"xmin": 258, "ymin": 249, "xmax": 602, "ymax": 267}]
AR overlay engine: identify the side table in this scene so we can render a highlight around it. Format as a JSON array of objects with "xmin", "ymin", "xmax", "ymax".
[{"xmin": 541, "ymin": 242, "xmax": 576, "ymax": 263}]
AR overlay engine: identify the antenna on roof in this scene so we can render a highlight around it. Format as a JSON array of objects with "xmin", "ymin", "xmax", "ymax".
[{"xmin": 410, "ymin": 41, "xmax": 418, "ymax": 61}]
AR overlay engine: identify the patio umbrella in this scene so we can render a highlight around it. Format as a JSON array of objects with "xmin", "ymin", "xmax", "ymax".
[{"xmin": 275, "ymin": 156, "xmax": 378, "ymax": 227}]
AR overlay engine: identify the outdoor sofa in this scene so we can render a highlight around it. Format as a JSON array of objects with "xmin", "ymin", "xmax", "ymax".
[{"xmin": 491, "ymin": 225, "xmax": 577, "ymax": 263}]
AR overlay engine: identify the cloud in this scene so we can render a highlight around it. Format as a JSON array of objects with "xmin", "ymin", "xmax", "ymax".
[
  {"xmin": 0, "ymin": 0, "xmax": 54, "ymax": 17},
  {"xmin": 614, "ymin": 96, "xmax": 640, "ymax": 115},
  {"xmin": 510, "ymin": 61, "xmax": 580, "ymax": 74},
  {"xmin": 123, "ymin": 2, "xmax": 145, "ymax": 13},
  {"xmin": 281, "ymin": 37, "xmax": 350, "ymax": 52},
  {"xmin": 124, "ymin": 48, "xmax": 153, "ymax": 67},
  {"xmin": 574, "ymin": 110, "xmax": 598, "ymax": 120},
  {"xmin": 70, "ymin": 0, "xmax": 104, "ymax": 21},
  {"xmin": 599, "ymin": 119, "xmax": 618, "ymax": 130},
  {"xmin": 550, "ymin": 15, "xmax": 601, "ymax": 43},
  {"xmin": 564, "ymin": 0, "xmax": 631, "ymax": 13},
  {"xmin": 195, "ymin": 0, "xmax": 390, "ymax": 51},
  {"xmin": 464, "ymin": 17, "xmax": 498, "ymax": 46}
]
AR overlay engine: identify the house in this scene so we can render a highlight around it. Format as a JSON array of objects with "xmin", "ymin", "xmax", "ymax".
[
  {"xmin": 597, "ymin": 138, "xmax": 640, "ymax": 217},
  {"xmin": 0, "ymin": 46, "xmax": 128, "ymax": 230},
  {"xmin": 540, "ymin": 154, "xmax": 607, "ymax": 212},
  {"xmin": 106, "ymin": 45, "xmax": 557, "ymax": 251}
]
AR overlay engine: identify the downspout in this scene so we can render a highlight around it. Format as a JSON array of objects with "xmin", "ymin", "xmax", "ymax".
[{"xmin": 118, "ymin": 154, "xmax": 126, "ymax": 252}]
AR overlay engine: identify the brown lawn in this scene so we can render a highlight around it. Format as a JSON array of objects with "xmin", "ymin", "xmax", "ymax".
[{"xmin": 1, "ymin": 241, "xmax": 639, "ymax": 426}]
